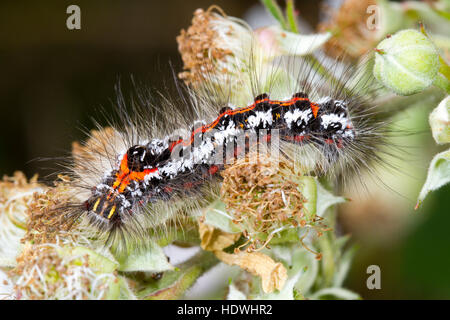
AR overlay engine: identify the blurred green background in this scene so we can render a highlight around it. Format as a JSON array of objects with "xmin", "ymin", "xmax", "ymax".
[{"xmin": 0, "ymin": 0, "xmax": 449, "ymax": 299}]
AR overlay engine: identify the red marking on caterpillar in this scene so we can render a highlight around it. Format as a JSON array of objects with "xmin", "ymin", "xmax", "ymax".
[
  {"xmin": 183, "ymin": 182, "xmax": 194, "ymax": 189},
  {"xmin": 295, "ymin": 135, "xmax": 306, "ymax": 143},
  {"xmin": 208, "ymin": 165, "xmax": 219, "ymax": 175}
]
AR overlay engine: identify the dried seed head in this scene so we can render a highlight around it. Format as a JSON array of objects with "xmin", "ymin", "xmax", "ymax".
[
  {"xmin": 220, "ymin": 154, "xmax": 322, "ymax": 252},
  {"xmin": 10, "ymin": 244, "xmax": 118, "ymax": 300},
  {"xmin": 176, "ymin": 7, "xmax": 254, "ymax": 88},
  {"xmin": 24, "ymin": 175, "xmax": 85, "ymax": 246},
  {"xmin": 0, "ymin": 172, "xmax": 45, "ymax": 263}
]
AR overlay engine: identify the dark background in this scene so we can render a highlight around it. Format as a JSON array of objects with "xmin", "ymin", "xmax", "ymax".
[{"xmin": 1, "ymin": 0, "xmax": 449, "ymax": 299}]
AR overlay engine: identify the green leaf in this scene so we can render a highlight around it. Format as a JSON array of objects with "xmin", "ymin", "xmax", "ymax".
[
  {"xmin": 309, "ymin": 287, "xmax": 361, "ymax": 300},
  {"xmin": 291, "ymin": 250, "xmax": 319, "ymax": 294},
  {"xmin": 333, "ymin": 243, "xmax": 358, "ymax": 287},
  {"xmin": 117, "ymin": 241, "xmax": 173, "ymax": 273},
  {"xmin": 268, "ymin": 228, "xmax": 302, "ymax": 245},
  {"xmin": 316, "ymin": 180, "xmax": 346, "ymax": 217},
  {"xmin": 434, "ymin": 73, "xmax": 450, "ymax": 94},
  {"xmin": 297, "ymin": 176, "xmax": 317, "ymax": 219},
  {"xmin": 116, "ymin": 276, "xmax": 138, "ymax": 300},
  {"xmin": 285, "ymin": 0, "xmax": 299, "ymax": 33},
  {"xmin": 104, "ymin": 276, "xmax": 121, "ymax": 300},
  {"xmin": 61, "ymin": 246, "xmax": 119, "ymax": 273},
  {"xmin": 260, "ymin": 0, "xmax": 288, "ymax": 30},
  {"xmin": 416, "ymin": 149, "xmax": 450, "ymax": 209},
  {"xmin": 291, "ymin": 176, "xmax": 345, "ymax": 218},
  {"xmin": 272, "ymin": 244, "xmax": 319, "ymax": 295},
  {"xmin": 138, "ymin": 251, "xmax": 217, "ymax": 300},
  {"xmin": 317, "ymin": 231, "xmax": 335, "ymax": 287},
  {"xmin": 257, "ymin": 271, "xmax": 302, "ymax": 300},
  {"xmin": 432, "ymin": 7, "xmax": 450, "ymax": 21},
  {"xmin": 202, "ymin": 200, "xmax": 241, "ymax": 233},
  {"xmin": 57, "ymin": 246, "xmax": 126, "ymax": 300},
  {"xmin": 140, "ymin": 265, "xmax": 201, "ymax": 300}
]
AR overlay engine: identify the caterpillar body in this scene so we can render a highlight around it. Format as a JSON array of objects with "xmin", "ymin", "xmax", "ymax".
[
  {"xmin": 59, "ymin": 41, "xmax": 388, "ymax": 248},
  {"xmin": 85, "ymin": 92, "xmax": 355, "ymax": 221}
]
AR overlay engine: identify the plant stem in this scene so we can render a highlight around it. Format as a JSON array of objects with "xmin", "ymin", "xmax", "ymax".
[
  {"xmin": 286, "ymin": 0, "xmax": 299, "ymax": 33},
  {"xmin": 260, "ymin": 0, "xmax": 288, "ymax": 30}
]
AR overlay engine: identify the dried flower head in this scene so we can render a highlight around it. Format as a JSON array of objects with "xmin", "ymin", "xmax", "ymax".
[
  {"xmin": 177, "ymin": 7, "xmax": 333, "ymax": 107},
  {"xmin": 177, "ymin": 7, "xmax": 255, "ymax": 91},
  {"xmin": 24, "ymin": 175, "xmax": 80, "ymax": 245},
  {"xmin": 11, "ymin": 244, "xmax": 118, "ymax": 300},
  {"xmin": 0, "ymin": 172, "xmax": 45, "ymax": 264},
  {"xmin": 220, "ymin": 154, "xmax": 325, "ymax": 254}
]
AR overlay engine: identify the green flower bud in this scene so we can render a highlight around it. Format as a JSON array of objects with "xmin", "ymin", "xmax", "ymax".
[
  {"xmin": 373, "ymin": 29, "xmax": 440, "ymax": 95},
  {"xmin": 429, "ymin": 96, "xmax": 450, "ymax": 145}
]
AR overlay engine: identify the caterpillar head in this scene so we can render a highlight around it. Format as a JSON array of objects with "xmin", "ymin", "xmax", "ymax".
[{"xmin": 84, "ymin": 144, "xmax": 169, "ymax": 225}]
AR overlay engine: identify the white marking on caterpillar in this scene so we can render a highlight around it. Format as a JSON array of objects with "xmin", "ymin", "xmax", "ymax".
[
  {"xmin": 321, "ymin": 113, "xmax": 347, "ymax": 129},
  {"xmin": 284, "ymin": 109, "xmax": 312, "ymax": 129},
  {"xmin": 247, "ymin": 110, "xmax": 273, "ymax": 128}
]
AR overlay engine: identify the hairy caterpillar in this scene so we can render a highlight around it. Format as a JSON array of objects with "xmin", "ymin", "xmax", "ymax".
[
  {"xmin": 53, "ymin": 16, "xmax": 391, "ymax": 248},
  {"xmin": 88, "ymin": 94, "xmax": 350, "ymax": 215},
  {"xmin": 56, "ymin": 57, "xmax": 388, "ymax": 249}
]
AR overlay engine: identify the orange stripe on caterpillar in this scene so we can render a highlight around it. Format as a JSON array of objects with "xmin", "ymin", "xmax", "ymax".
[
  {"xmin": 310, "ymin": 103, "xmax": 319, "ymax": 118},
  {"xmin": 168, "ymin": 96, "xmax": 310, "ymax": 151},
  {"xmin": 112, "ymin": 154, "xmax": 158, "ymax": 194}
]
